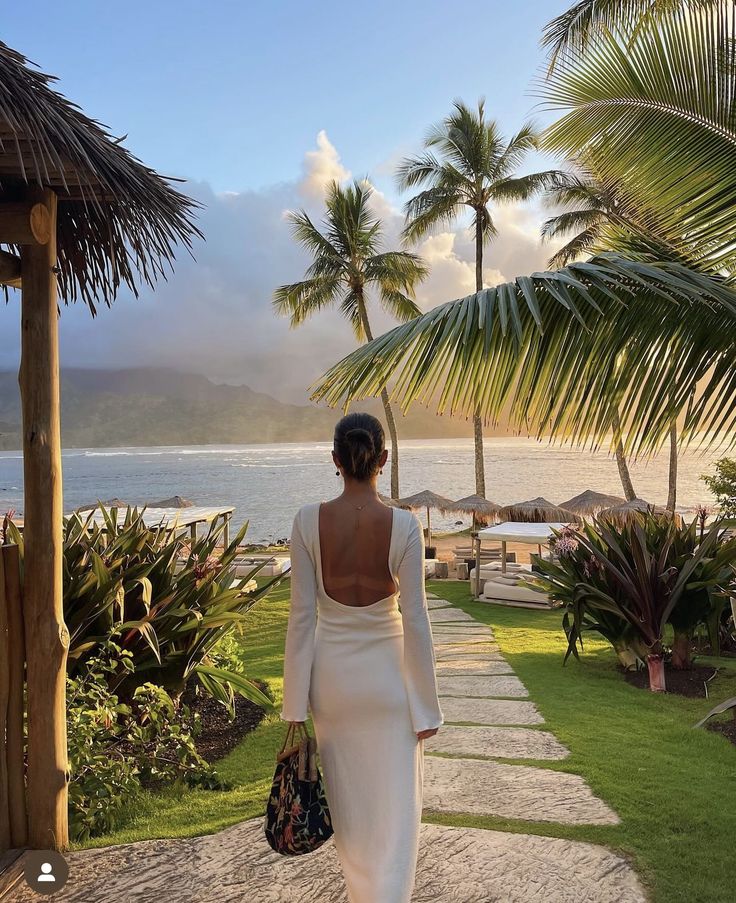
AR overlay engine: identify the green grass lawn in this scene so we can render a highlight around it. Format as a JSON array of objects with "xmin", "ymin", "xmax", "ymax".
[{"xmin": 79, "ymin": 579, "xmax": 736, "ymax": 903}]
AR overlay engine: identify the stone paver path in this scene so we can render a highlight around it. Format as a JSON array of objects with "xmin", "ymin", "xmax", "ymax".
[
  {"xmin": 4, "ymin": 820, "xmax": 645, "ymax": 903},
  {"xmin": 4, "ymin": 597, "xmax": 646, "ymax": 902}
]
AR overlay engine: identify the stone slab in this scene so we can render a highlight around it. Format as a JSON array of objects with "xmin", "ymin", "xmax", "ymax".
[
  {"xmin": 5, "ymin": 819, "xmax": 645, "ymax": 903},
  {"xmin": 423, "ymin": 757, "xmax": 620, "ymax": 825},
  {"xmin": 440, "ymin": 696, "xmax": 544, "ymax": 725},
  {"xmin": 435, "ymin": 659, "xmax": 514, "ymax": 676},
  {"xmin": 437, "ymin": 675, "xmax": 528, "ymax": 698},
  {"xmin": 424, "ymin": 725, "xmax": 569, "ymax": 760},
  {"xmin": 436, "ymin": 643, "xmax": 501, "ymax": 659},
  {"xmin": 428, "ymin": 609, "xmax": 479, "ymax": 623},
  {"xmin": 427, "ymin": 598, "xmax": 452, "ymax": 609},
  {"xmin": 432, "ymin": 631, "xmax": 495, "ymax": 640},
  {"xmin": 432, "ymin": 633, "xmax": 496, "ymax": 647}
]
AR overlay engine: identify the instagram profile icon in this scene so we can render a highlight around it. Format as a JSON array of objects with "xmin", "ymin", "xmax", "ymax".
[{"xmin": 23, "ymin": 850, "xmax": 69, "ymax": 895}]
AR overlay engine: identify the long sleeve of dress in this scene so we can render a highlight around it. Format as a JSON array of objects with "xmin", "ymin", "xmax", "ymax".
[
  {"xmin": 397, "ymin": 513, "xmax": 445, "ymax": 733},
  {"xmin": 280, "ymin": 509, "xmax": 317, "ymax": 722}
]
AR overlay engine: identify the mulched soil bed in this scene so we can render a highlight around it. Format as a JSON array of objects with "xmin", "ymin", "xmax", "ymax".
[
  {"xmin": 623, "ymin": 663, "xmax": 719, "ymax": 698},
  {"xmin": 707, "ymin": 719, "xmax": 736, "ymax": 747},
  {"xmin": 181, "ymin": 677, "xmax": 270, "ymax": 763}
]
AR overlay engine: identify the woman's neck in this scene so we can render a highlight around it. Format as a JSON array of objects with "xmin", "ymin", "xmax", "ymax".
[{"xmin": 339, "ymin": 478, "xmax": 381, "ymax": 504}]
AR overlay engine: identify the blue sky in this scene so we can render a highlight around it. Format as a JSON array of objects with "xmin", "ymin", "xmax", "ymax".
[
  {"xmin": 6, "ymin": 0, "xmax": 567, "ymax": 194},
  {"xmin": 3, "ymin": 0, "xmax": 572, "ymax": 401}
]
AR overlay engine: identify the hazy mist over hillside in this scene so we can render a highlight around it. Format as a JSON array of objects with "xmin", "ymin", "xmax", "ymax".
[{"xmin": 0, "ymin": 368, "xmax": 518, "ymax": 450}]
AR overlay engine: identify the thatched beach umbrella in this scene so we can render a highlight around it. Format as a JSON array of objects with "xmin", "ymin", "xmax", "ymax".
[
  {"xmin": 560, "ymin": 490, "xmax": 626, "ymax": 518},
  {"xmin": 452, "ymin": 494, "xmax": 501, "ymax": 530},
  {"xmin": 499, "ymin": 496, "xmax": 580, "ymax": 524},
  {"xmin": 599, "ymin": 498, "xmax": 672, "ymax": 524},
  {"xmin": 395, "ymin": 490, "xmax": 456, "ymax": 548},
  {"xmin": 77, "ymin": 497, "xmax": 128, "ymax": 512},
  {"xmin": 378, "ymin": 492, "xmax": 400, "ymax": 507},
  {"xmin": 0, "ymin": 41, "xmax": 199, "ymax": 850},
  {"xmin": 149, "ymin": 495, "xmax": 195, "ymax": 508}
]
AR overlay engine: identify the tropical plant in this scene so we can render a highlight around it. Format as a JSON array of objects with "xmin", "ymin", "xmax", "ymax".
[
  {"xmin": 273, "ymin": 179, "xmax": 427, "ymax": 498},
  {"xmin": 532, "ymin": 512, "xmax": 736, "ymax": 689},
  {"xmin": 6, "ymin": 506, "xmax": 280, "ymax": 711},
  {"xmin": 67, "ymin": 641, "xmax": 226, "ymax": 841},
  {"xmin": 530, "ymin": 524, "xmax": 647, "ymax": 669},
  {"xmin": 309, "ymin": 1, "xmax": 736, "ymax": 474},
  {"xmin": 397, "ymin": 98, "xmax": 559, "ymax": 496},
  {"xmin": 702, "ymin": 458, "xmax": 736, "ymax": 518}
]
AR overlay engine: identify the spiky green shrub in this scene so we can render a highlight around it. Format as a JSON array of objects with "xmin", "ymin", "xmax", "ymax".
[
  {"xmin": 7, "ymin": 505, "xmax": 282, "ymax": 711},
  {"xmin": 530, "ymin": 513, "xmax": 736, "ymax": 691}
]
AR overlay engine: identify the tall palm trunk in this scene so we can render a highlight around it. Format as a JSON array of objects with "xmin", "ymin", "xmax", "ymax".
[
  {"xmin": 666, "ymin": 420, "xmax": 678, "ymax": 512},
  {"xmin": 473, "ymin": 215, "xmax": 486, "ymax": 497},
  {"xmin": 611, "ymin": 407, "xmax": 636, "ymax": 501},
  {"xmin": 357, "ymin": 295, "xmax": 400, "ymax": 498}
]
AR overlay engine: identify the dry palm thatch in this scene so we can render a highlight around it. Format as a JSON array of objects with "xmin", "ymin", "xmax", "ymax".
[
  {"xmin": 378, "ymin": 493, "xmax": 400, "ymax": 507},
  {"xmin": 452, "ymin": 494, "xmax": 501, "ymax": 530},
  {"xmin": 499, "ymin": 496, "xmax": 581, "ymax": 523},
  {"xmin": 148, "ymin": 496, "xmax": 195, "ymax": 508},
  {"xmin": 559, "ymin": 489, "xmax": 626, "ymax": 516},
  {"xmin": 0, "ymin": 41, "xmax": 201, "ymax": 311},
  {"xmin": 395, "ymin": 489, "xmax": 456, "ymax": 548},
  {"xmin": 598, "ymin": 497, "xmax": 674, "ymax": 524}
]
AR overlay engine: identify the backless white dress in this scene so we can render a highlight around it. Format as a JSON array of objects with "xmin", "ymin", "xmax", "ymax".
[{"xmin": 280, "ymin": 501, "xmax": 444, "ymax": 903}]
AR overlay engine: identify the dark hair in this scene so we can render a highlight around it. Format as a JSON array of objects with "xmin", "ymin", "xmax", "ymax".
[{"xmin": 333, "ymin": 412, "xmax": 385, "ymax": 481}]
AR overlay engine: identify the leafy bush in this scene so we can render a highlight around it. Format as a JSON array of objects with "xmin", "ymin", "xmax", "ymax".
[
  {"xmin": 67, "ymin": 641, "xmax": 227, "ymax": 842},
  {"xmin": 702, "ymin": 458, "xmax": 736, "ymax": 518},
  {"xmin": 530, "ymin": 513, "xmax": 736, "ymax": 691},
  {"xmin": 7, "ymin": 505, "xmax": 282, "ymax": 710}
]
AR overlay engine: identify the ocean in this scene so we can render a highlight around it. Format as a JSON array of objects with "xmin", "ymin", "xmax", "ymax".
[{"xmin": 0, "ymin": 438, "xmax": 726, "ymax": 544}]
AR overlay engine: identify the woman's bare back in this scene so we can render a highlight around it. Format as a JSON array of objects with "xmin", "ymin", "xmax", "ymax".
[{"xmin": 318, "ymin": 498, "xmax": 397, "ymax": 606}]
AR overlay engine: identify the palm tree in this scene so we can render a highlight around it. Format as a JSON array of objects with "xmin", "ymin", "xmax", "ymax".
[
  {"xmin": 273, "ymin": 179, "xmax": 427, "ymax": 498},
  {"xmin": 309, "ymin": 3, "xmax": 736, "ymax": 475},
  {"xmin": 396, "ymin": 99, "xmax": 560, "ymax": 496}
]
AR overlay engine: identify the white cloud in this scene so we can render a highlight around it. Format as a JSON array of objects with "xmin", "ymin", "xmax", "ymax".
[
  {"xmin": 0, "ymin": 135, "xmax": 561, "ymax": 406},
  {"xmin": 298, "ymin": 130, "xmax": 350, "ymax": 201}
]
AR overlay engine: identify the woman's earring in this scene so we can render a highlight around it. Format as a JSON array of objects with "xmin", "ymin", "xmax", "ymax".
[
  {"xmin": 379, "ymin": 468, "xmax": 383, "ymax": 475},
  {"xmin": 336, "ymin": 469, "xmax": 340, "ymax": 476}
]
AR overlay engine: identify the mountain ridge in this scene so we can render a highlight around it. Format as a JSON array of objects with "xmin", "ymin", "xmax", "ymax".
[{"xmin": 0, "ymin": 367, "xmax": 507, "ymax": 450}]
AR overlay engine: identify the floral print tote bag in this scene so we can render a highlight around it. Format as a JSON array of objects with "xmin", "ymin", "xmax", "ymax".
[{"xmin": 264, "ymin": 720, "xmax": 334, "ymax": 855}]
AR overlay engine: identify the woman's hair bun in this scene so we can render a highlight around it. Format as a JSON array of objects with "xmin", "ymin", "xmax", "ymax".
[{"xmin": 334, "ymin": 414, "xmax": 385, "ymax": 481}]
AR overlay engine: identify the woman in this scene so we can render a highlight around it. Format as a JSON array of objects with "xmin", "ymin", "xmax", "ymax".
[{"xmin": 280, "ymin": 411, "xmax": 444, "ymax": 902}]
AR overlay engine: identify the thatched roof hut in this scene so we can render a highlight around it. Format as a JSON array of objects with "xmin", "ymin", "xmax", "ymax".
[
  {"xmin": 559, "ymin": 490, "xmax": 626, "ymax": 517},
  {"xmin": 0, "ymin": 41, "xmax": 200, "ymax": 852},
  {"xmin": 452, "ymin": 494, "xmax": 501, "ymax": 530},
  {"xmin": 395, "ymin": 490, "xmax": 456, "ymax": 547},
  {"xmin": 0, "ymin": 41, "xmax": 201, "ymax": 308},
  {"xmin": 499, "ymin": 496, "xmax": 581, "ymax": 524},
  {"xmin": 598, "ymin": 498, "xmax": 675, "ymax": 524}
]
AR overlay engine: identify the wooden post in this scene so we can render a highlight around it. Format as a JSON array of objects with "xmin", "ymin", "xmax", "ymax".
[
  {"xmin": 4, "ymin": 545, "xmax": 27, "ymax": 848},
  {"xmin": 473, "ymin": 532, "xmax": 481, "ymax": 598},
  {"xmin": 501, "ymin": 540, "xmax": 507, "ymax": 574},
  {"xmin": 0, "ymin": 549, "xmax": 10, "ymax": 852},
  {"xmin": 222, "ymin": 512, "xmax": 231, "ymax": 551},
  {"xmin": 19, "ymin": 188, "xmax": 69, "ymax": 850}
]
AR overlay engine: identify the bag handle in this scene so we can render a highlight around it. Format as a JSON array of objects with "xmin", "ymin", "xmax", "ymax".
[{"xmin": 279, "ymin": 720, "xmax": 310, "ymax": 756}]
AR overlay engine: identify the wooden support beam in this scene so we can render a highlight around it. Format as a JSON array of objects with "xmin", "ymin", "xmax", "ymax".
[
  {"xmin": 0, "ymin": 250, "xmax": 21, "ymax": 288},
  {"xmin": 3, "ymin": 545, "xmax": 27, "ymax": 848},
  {"xmin": 19, "ymin": 187, "xmax": 69, "ymax": 850},
  {"xmin": 0, "ymin": 202, "xmax": 51, "ymax": 246},
  {"xmin": 0, "ymin": 550, "xmax": 10, "ymax": 852}
]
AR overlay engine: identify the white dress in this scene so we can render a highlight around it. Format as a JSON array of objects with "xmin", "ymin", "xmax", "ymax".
[{"xmin": 280, "ymin": 502, "xmax": 444, "ymax": 903}]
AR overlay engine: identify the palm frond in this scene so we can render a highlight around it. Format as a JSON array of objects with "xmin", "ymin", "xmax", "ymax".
[
  {"xmin": 310, "ymin": 255, "xmax": 736, "ymax": 458},
  {"xmin": 539, "ymin": 3, "xmax": 736, "ymax": 274}
]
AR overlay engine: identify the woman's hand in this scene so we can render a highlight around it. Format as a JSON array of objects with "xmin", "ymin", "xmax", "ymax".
[{"xmin": 416, "ymin": 727, "xmax": 439, "ymax": 740}]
